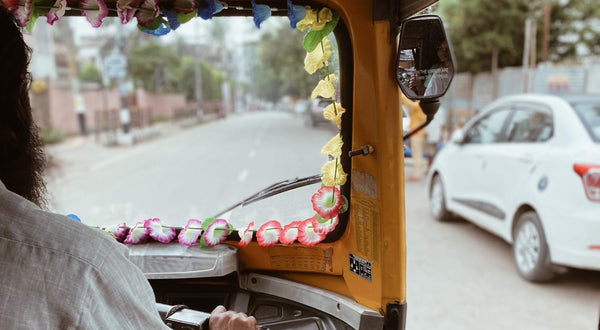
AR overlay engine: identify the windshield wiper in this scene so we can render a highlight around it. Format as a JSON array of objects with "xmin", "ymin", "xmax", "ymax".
[{"xmin": 214, "ymin": 174, "xmax": 322, "ymax": 217}]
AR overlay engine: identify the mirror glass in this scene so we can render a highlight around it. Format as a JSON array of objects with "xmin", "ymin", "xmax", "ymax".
[{"xmin": 396, "ymin": 15, "xmax": 454, "ymax": 100}]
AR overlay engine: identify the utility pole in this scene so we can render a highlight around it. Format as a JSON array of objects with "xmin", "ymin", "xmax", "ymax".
[
  {"xmin": 67, "ymin": 53, "xmax": 87, "ymax": 135},
  {"xmin": 194, "ymin": 19, "xmax": 204, "ymax": 120},
  {"xmin": 542, "ymin": 1, "xmax": 551, "ymax": 62},
  {"xmin": 491, "ymin": 47, "xmax": 499, "ymax": 99},
  {"xmin": 115, "ymin": 25, "xmax": 131, "ymax": 134},
  {"xmin": 63, "ymin": 21, "xmax": 87, "ymax": 135},
  {"xmin": 522, "ymin": 17, "xmax": 536, "ymax": 93}
]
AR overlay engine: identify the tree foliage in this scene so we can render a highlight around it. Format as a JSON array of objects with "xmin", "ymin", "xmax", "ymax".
[
  {"xmin": 129, "ymin": 41, "xmax": 181, "ymax": 92},
  {"xmin": 254, "ymin": 21, "xmax": 320, "ymax": 101},
  {"xmin": 438, "ymin": 0, "xmax": 600, "ymax": 73},
  {"xmin": 79, "ymin": 63, "xmax": 103, "ymax": 84},
  {"xmin": 547, "ymin": 0, "xmax": 600, "ymax": 61},
  {"xmin": 438, "ymin": 0, "xmax": 537, "ymax": 73},
  {"xmin": 175, "ymin": 58, "xmax": 225, "ymax": 100},
  {"xmin": 128, "ymin": 41, "xmax": 225, "ymax": 100}
]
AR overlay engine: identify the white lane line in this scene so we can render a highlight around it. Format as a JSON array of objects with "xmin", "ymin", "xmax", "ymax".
[
  {"xmin": 248, "ymin": 149, "xmax": 256, "ymax": 158},
  {"xmin": 237, "ymin": 169, "xmax": 249, "ymax": 182},
  {"xmin": 90, "ymin": 152, "xmax": 136, "ymax": 171}
]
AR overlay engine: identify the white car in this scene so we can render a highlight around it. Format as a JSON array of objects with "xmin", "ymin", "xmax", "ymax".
[
  {"xmin": 426, "ymin": 94, "xmax": 600, "ymax": 282},
  {"xmin": 402, "ymin": 104, "xmax": 411, "ymax": 134}
]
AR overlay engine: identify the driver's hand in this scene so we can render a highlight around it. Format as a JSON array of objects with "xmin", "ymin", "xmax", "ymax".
[{"xmin": 209, "ymin": 305, "xmax": 258, "ymax": 330}]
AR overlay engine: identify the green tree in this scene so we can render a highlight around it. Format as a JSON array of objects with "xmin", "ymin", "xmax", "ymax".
[
  {"xmin": 128, "ymin": 41, "xmax": 181, "ymax": 92},
  {"xmin": 172, "ymin": 57, "xmax": 225, "ymax": 100},
  {"xmin": 439, "ymin": 0, "xmax": 600, "ymax": 72},
  {"xmin": 79, "ymin": 63, "xmax": 103, "ymax": 84},
  {"xmin": 255, "ymin": 21, "xmax": 321, "ymax": 101},
  {"xmin": 438, "ymin": 0, "xmax": 539, "ymax": 74},
  {"xmin": 547, "ymin": 0, "xmax": 600, "ymax": 61}
]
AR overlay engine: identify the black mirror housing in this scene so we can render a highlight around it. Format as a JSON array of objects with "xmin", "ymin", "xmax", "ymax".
[{"xmin": 396, "ymin": 15, "xmax": 455, "ymax": 102}]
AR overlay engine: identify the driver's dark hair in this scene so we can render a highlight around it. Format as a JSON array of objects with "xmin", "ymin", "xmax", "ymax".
[{"xmin": 0, "ymin": 4, "xmax": 47, "ymax": 208}]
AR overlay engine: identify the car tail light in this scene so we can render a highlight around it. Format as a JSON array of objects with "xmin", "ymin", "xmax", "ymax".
[{"xmin": 574, "ymin": 164, "xmax": 600, "ymax": 202}]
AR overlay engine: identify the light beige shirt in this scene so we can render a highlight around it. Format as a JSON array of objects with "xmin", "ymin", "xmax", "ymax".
[{"xmin": 0, "ymin": 180, "xmax": 169, "ymax": 329}]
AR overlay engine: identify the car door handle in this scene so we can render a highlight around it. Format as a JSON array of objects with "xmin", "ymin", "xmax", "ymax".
[{"xmin": 518, "ymin": 156, "xmax": 533, "ymax": 164}]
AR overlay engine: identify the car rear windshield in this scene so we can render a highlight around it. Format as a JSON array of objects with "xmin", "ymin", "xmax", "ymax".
[{"xmin": 572, "ymin": 102, "xmax": 600, "ymax": 142}]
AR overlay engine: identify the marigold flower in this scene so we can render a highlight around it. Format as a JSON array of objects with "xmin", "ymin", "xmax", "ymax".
[
  {"xmin": 321, "ymin": 160, "xmax": 347, "ymax": 186},
  {"xmin": 323, "ymin": 102, "xmax": 345, "ymax": 128},
  {"xmin": 296, "ymin": 8, "xmax": 316, "ymax": 31},
  {"xmin": 321, "ymin": 133, "xmax": 343, "ymax": 158},
  {"xmin": 311, "ymin": 74, "xmax": 336, "ymax": 99},
  {"xmin": 304, "ymin": 37, "xmax": 332, "ymax": 74},
  {"xmin": 311, "ymin": 8, "xmax": 333, "ymax": 31}
]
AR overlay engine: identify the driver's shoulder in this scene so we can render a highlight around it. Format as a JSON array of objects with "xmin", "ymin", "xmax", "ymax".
[{"xmin": 1, "ymin": 190, "xmax": 128, "ymax": 272}]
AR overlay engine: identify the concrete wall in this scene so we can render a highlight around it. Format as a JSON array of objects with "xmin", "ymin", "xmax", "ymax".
[
  {"xmin": 84, "ymin": 89, "xmax": 121, "ymax": 113},
  {"xmin": 48, "ymin": 86, "xmax": 79, "ymax": 134},
  {"xmin": 585, "ymin": 62, "xmax": 600, "ymax": 94},
  {"xmin": 41, "ymin": 85, "xmax": 188, "ymax": 135},
  {"xmin": 135, "ymin": 89, "xmax": 187, "ymax": 119},
  {"xmin": 446, "ymin": 62, "xmax": 600, "ymax": 115}
]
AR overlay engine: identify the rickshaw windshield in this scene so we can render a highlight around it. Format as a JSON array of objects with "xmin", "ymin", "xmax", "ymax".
[{"xmin": 39, "ymin": 13, "xmax": 347, "ymax": 234}]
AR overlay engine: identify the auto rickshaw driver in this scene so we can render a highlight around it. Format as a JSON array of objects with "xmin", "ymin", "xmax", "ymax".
[{"xmin": 0, "ymin": 4, "xmax": 257, "ymax": 329}]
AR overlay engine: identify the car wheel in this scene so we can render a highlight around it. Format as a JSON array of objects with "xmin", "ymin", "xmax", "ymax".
[
  {"xmin": 512, "ymin": 211, "xmax": 555, "ymax": 282},
  {"xmin": 429, "ymin": 174, "xmax": 452, "ymax": 222}
]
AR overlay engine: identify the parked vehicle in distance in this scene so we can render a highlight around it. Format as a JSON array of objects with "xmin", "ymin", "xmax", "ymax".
[
  {"xmin": 426, "ymin": 93, "xmax": 600, "ymax": 282},
  {"xmin": 304, "ymin": 98, "xmax": 332, "ymax": 127}
]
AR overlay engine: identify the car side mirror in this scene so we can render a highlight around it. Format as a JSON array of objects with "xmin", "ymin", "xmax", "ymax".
[
  {"xmin": 450, "ymin": 129, "xmax": 465, "ymax": 145},
  {"xmin": 396, "ymin": 15, "xmax": 455, "ymax": 124}
]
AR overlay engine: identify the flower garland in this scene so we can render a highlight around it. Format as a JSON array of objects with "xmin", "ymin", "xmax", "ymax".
[
  {"xmin": 17, "ymin": 1, "xmax": 349, "ymax": 247},
  {"xmin": 2, "ymin": 0, "xmax": 311, "ymax": 34},
  {"xmin": 96, "ymin": 192, "xmax": 347, "ymax": 247}
]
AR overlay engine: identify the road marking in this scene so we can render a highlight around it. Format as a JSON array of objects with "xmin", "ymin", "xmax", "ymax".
[
  {"xmin": 238, "ymin": 169, "xmax": 249, "ymax": 182},
  {"xmin": 90, "ymin": 149, "xmax": 144, "ymax": 171},
  {"xmin": 248, "ymin": 149, "xmax": 256, "ymax": 158}
]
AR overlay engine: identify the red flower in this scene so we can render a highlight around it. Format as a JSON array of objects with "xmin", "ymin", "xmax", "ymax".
[
  {"xmin": 256, "ymin": 220, "xmax": 282, "ymax": 247},
  {"xmin": 311, "ymin": 186, "xmax": 344, "ymax": 219},
  {"xmin": 298, "ymin": 217, "xmax": 325, "ymax": 246}
]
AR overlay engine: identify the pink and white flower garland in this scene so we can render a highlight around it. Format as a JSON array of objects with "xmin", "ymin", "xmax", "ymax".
[{"xmin": 98, "ymin": 186, "xmax": 346, "ymax": 247}]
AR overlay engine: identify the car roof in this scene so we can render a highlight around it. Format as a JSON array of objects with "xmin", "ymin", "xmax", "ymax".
[
  {"xmin": 492, "ymin": 93, "xmax": 600, "ymax": 106},
  {"xmin": 554, "ymin": 94, "xmax": 600, "ymax": 105}
]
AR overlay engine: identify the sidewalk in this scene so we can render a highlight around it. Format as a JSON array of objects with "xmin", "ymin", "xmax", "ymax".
[
  {"xmin": 97, "ymin": 115, "xmax": 213, "ymax": 147},
  {"xmin": 44, "ymin": 114, "xmax": 221, "ymax": 178}
]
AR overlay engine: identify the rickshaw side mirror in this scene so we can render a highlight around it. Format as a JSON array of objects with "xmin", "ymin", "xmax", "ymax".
[
  {"xmin": 396, "ymin": 15, "xmax": 455, "ymax": 102},
  {"xmin": 396, "ymin": 15, "xmax": 455, "ymax": 131}
]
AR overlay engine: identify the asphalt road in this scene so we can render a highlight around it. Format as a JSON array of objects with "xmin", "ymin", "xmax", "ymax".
[
  {"xmin": 46, "ymin": 111, "xmax": 335, "ymax": 227},
  {"xmin": 45, "ymin": 111, "xmax": 600, "ymax": 329},
  {"xmin": 405, "ymin": 180, "xmax": 600, "ymax": 330}
]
